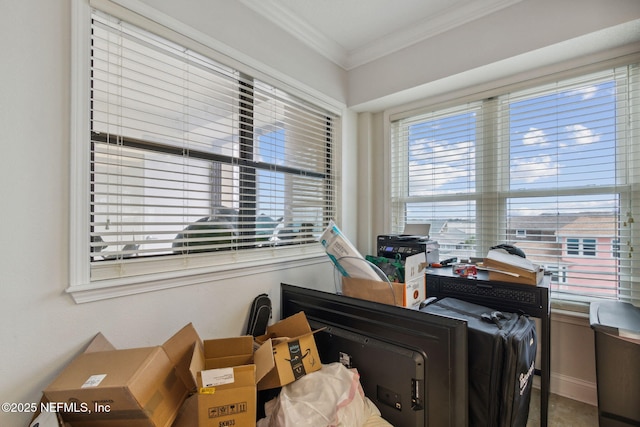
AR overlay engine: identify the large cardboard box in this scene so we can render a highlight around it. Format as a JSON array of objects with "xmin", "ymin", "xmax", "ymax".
[
  {"xmin": 43, "ymin": 332, "xmax": 190, "ymax": 427},
  {"xmin": 342, "ymin": 253, "xmax": 427, "ymax": 308},
  {"xmin": 166, "ymin": 324, "xmax": 263, "ymax": 427},
  {"xmin": 170, "ymin": 394, "xmax": 197, "ymax": 427},
  {"xmin": 195, "ymin": 336, "xmax": 258, "ymax": 427},
  {"xmin": 254, "ymin": 312, "xmax": 323, "ymax": 390},
  {"xmin": 170, "ymin": 367, "xmax": 256, "ymax": 427}
]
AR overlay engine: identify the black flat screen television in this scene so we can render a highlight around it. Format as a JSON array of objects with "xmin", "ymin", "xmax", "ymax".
[{"xmin": 281, "ymin": 283, "xmax": 468, "ymax": 427}]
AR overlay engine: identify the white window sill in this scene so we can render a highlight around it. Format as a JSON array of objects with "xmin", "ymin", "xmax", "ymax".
[
  {"xmin": 551, "ymin": 295, "xmax": 592, "ymax": 317},
  {"xmin": 67, "ymin": 252, "xmax": 328, "ymax": 303}
]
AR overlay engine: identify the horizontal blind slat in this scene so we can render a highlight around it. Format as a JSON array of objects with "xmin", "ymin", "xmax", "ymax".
[
  {"xmin": 89, "ymin": 7, "xmax": 337, "ymax": 270},
  {"xmin": 391, "ymin": 64, "xmax": 640, "ymax": 305}
]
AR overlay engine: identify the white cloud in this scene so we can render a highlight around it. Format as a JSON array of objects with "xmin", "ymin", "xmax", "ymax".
[
  {"xmin": 430, "ymin": 140, "xmax": 473, "ymax": 160},
  {"xmin": 567, "ymin": 85, "xmax": 598, "ymax": 100},
  {"xmin": 565, "ymin": 124, "xmax": 599, "ymax": 145},
  {"xmin": 522, "ymin": 127, "xmax": 548, "ymax": 146},
  {"xmin": 409, "ymin": 139, "xmax": 474, "ymax": 193},
  {"xmin": 511, "ymin": 155, "xmax": 557, "ymax": 184},
  {"xmin": 409, "ymin": 163, "xmax": 470, "ymax": 191}
]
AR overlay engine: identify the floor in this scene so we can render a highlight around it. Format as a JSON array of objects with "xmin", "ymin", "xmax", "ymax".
[{"xmin": 526, "ymin": 388, "xmax": 599, "ymax": 427}]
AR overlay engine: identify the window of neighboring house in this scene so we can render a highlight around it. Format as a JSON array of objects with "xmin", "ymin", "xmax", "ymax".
[
  {"xmin": 612, "ymin": 238, "xmax": 620, "ymax": 258},
  {"xmin": 566, "ymin": 238, "xmax": 597, "ymax": 257},
  {"xmin": 583, "ymin": 239, "xmax": 597, "ymax": 257},
  {"xmin": 69, "ymin": 1, "xmax": 340, "ymax": 301},
  {"xmin": 545, "ymin": 264, "xmax": 568, "ymax": 285},
  {"xmin": 390, "ymin": 62, "xmax": 640, "ymax": 306},
  {"xmin": 567, "ymin": 238, "xmax": 580, "ymax": 255}
]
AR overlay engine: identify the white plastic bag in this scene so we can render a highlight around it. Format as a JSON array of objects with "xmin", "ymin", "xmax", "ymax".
[
  {"xmin": 319, "ymin": 220, "xmax": 381, "ymax": 281},
  {"xmin": 259, "ymin": 363, "xmax": 381, "ymax": 427}
]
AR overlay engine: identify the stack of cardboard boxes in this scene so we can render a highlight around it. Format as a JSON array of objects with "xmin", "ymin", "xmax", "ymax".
[
  {"xmin": 482, "ymin": 249, "xmax": 544, "ymax": 285},
  {"xmin": 36, "ymin": 312, "xmax": 322, "ymax": 427}
]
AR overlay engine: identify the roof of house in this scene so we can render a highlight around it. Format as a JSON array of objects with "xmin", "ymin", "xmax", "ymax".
[{"xmin": 558, "ymin": 215, "xmax": 617, "ymax": 237}]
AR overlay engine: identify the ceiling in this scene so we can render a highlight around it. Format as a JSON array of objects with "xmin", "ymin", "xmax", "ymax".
[{"xmin": 240, "ymin": 0, "xmax": 522, "ymax": 70}]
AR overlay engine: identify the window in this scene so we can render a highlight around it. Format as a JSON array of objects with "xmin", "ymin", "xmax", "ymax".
[
  {"xmin": 391, "ymin": 63, "xmax": 640, "ymax": 306},
  {"xmin": 567, "ymin": 238, "xmax": 581, "ymax": 256},
  {"xmin": 612, "ymin": 238, "xmax": 621, "ymax": 258},
  {"xmin": 544, "ymin": 264, "xmax": 568, "ymax": 285},
  {"xmin": 566, "ymin": 238, "xmax": 597, "ymax": 257},
  {"xmin": 390, "ymin": 102, "xmax": 482, "ymax": 261},
  {"xmin": 70, "ymin": 1, "xmax": 339, "ymax": 300}
]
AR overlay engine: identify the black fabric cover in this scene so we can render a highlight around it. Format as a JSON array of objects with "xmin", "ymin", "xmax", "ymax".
[
  {"xmin": 421, "ymin": 297, "xmax": 537, "ymax": 427},
  {"xmin": 246, "ymin": 293, "xmax": 272, "ymax": 337}
]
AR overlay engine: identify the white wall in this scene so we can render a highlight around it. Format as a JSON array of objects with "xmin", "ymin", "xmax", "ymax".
[
  {"xmin": 348, "ymin": 0, "xmax": 640, "ymax": 111},
  {"xmin": 0, "ymin": 1, "xmax": 347, "ymax": 425},
  {"xmin": 2, "ymin": 0, "xmax": 639, "ymax": 424}
]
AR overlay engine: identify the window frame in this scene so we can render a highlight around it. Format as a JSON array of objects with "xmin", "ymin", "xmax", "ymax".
[
  {"xmin": 69, "ymin": 0, "xmax": 342, "ymax": 303},
  {"xmin": 386, "ymin": 57, "xmax": 640, "ymax": 310}
]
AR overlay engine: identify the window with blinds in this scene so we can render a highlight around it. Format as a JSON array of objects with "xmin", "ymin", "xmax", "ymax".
[
  {"xmin": 391, "ymin": 64, "xmax": 640, "ymax": 305},
  {"xmin": 87, "ymin": 8, "xmax": 337, "ymax": 282}
]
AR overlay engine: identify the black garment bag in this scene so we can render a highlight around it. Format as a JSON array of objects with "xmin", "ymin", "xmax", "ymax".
[{"xmin": 421, "ymin": 297, "xmax": 537, "ymax": 427}]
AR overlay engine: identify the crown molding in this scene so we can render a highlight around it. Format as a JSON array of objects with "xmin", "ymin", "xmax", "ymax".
[
  {"xmin": 240, "ymin": 0, "xmax": 523, "ymax": 70},
  {"xmin": 239, "ymin": 0, "xmax": 348, "ymax": 67},
  {"xmin": 347, "ymin": 0, "xmax": 523, "ymax": 70}
]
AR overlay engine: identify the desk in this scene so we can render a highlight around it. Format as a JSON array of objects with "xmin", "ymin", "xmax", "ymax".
[{"xmin": 425, "ymin": 267, "xmax": 550, "ymax": 427}]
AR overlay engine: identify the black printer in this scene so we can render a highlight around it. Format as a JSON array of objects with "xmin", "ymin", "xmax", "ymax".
[{"xmin": 377, "ymin": 234, "xmax": 440, "ymax": 264}]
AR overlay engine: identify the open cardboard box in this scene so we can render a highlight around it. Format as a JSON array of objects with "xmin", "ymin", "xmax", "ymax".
[
  {"xmin": 254, "ymin": 311, "xmax": 323, "ymax": 390},
  {"xmin": 42, "ymin": 331, "xmax": 191, "ymax": 427},
  {"xmin": 165, "ymin": 324, "xmax": 261, "ymax": 427},
  {"xmin": 170, "ymin": 313, "xmax": 322, "ymax": 426},
  {"xmin": 39, "ymin": 313, "xmax": 323, "ymax": 427},
  {"xmin": 342, "ymin": 253, "xmax": 427, "ymax": 308}
]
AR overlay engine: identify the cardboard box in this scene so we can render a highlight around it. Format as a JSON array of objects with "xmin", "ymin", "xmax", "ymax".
[
  {"xmin": 29, "ymin": 410, "xmax": 64, "ymax": 427},
  {"xmin": 171, "ymin": 394, "xmax": 197, "ymax": 427},
  {"xmin": 342, "ymin": 253, "xmax": 427, "ymax": 307},
  {"xmin": 43, "ymin": 332, "xmax": 190, "ymax": 427},
  {"xmin": 254, "ymin": 312, "xmax": 323, "ymax": 390},
  {"xmin": 487, "ymin": 267, "xmax": 544, "ymax": 285},
  {"xmin": 483, "ymin": 249, "xmax": 543, "ymax": 285},
  {"xmin": 342, "ymin": 277, "xmax": 407, "ymax": 306},
  {"xmin": 195, "ymin": 363, "xmax": 256, "ymax": 427},
  {"xmin": 166, "ymin": 325, "xmax": 262, "ymax": 427},
  {"xmin": 196, "ymin": 337, "xmax": 258, "ymax": 427}
]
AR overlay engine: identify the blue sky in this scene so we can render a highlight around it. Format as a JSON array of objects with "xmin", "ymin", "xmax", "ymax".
[{"xmin": 406, "ymin": 78, "xmax": 619, "ymax": 219}]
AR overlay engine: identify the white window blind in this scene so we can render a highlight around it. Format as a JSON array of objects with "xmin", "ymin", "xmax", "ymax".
[
  {"xmin": 88, "ymin": 8, "xmax": 337, "ymax": 282},
  {"xmin": 390, "ymin": 102, "xmax": 484, "ymax": 260},
  {"xmin": 391, "ymin": 64, "xmax": 640, "ymax": 305}
]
